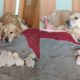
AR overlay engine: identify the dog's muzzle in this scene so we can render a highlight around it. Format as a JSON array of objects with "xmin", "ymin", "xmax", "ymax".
[
  {"xmin": 5, "ymin": 37, "xmax": 9, "ymax": 43},
  {"xmin": 66, "ymin": 20, "xmax": 71, "ymax": 27}
]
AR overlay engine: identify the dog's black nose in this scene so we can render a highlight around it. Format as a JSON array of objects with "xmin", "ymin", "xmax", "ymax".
[
  {"xmin": 5, "ymin": 37, "xmax": 9, "ymax": 42},
  {"xmin": 66, "ymin": 20, "xmax": 70, "ymax": 24}
]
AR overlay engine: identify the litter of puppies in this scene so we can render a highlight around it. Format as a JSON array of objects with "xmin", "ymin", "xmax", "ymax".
[{"xmin": 0, "ymin": 49, "xmax": 36, "ymax": 68}]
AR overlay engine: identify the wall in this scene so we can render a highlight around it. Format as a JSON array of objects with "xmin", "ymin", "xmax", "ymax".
[
  {"xmin": 40, "ymin": 0, "xmax": 55, "ymax": 17},
  {"xmin": 0, "ymin": 0, "xmax": 4, "ymax": 16},
  {"xmin": 56, "ymin": 0, "xmax": 72, "ymax": 11}
]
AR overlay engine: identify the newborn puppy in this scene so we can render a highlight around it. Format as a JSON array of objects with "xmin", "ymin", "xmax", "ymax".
[
  {"xmin": 13, "ymin": 52, "xmax": 24, "ymax": 66},
  {"xmin": 2, "ymin": 23, "xmax": 21, "ymax": 43},
  {"xmin": 25, "ymin": 53, "xmax": 36, "ymax": 68},
  {"xmin": 0, "ymin": 50, "xmax": 7, "ymax": 67},
  {"xmin": 6, "ymin": 51, "xmax": 15, "ymax": 67},
  {"xmin": 66, "ymin": 13, "xmax": 80, "ymax": 42}
]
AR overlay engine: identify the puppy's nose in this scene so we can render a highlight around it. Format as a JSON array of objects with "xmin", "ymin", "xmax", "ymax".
[
  {"xmin": 5, "ymin": 37, "xmax": 9, "ymax": 42},
  {"xmin": 66, "ymin": 20, "xmax": 70, "ymax": 25}
]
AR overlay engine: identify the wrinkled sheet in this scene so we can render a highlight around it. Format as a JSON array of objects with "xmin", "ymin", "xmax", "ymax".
[{"xmin": 40, "ymin": 38, "xmax": 80, "ymax": 80}]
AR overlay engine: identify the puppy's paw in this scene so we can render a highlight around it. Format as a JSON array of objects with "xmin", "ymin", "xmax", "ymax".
[{"xmin": 76, "ymin": 56, "xmax": 80, "ymax": 65}]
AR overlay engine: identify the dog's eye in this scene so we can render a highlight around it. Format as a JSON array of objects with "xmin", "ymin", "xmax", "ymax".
[
  {"xmin": 10, "ymin": 32, "xmax": 14, "ymax": 34},
  {"xmin": 74, "ymin": 17, "xmax": 78, "ymax": 19}
]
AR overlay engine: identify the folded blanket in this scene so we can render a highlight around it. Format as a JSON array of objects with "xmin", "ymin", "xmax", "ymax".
[
  {"xmin": 22, "ymin": 29, "xmax": 80, "ymax": 58},
  {"xmin": 22, "ymin": 29, "xmax": 40, "ymax": 58}
]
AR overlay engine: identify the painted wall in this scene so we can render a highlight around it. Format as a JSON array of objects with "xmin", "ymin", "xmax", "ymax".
[
  {"xmin": 0, "ymin": 0, "xmax": 4, "ymax": 16},
  {"xmin": 56, "ymin": 0, "xmax": 72, "ymax": 11}
]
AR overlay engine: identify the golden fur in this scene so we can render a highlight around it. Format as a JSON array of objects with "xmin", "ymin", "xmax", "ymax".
[{"xmin": 0, "ymin": 13, "xmax": 28, "ymax": 43}]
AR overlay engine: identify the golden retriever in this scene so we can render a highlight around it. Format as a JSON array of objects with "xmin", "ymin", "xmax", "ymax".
[
  {"xmin": 0, "ymin": 13, "xmax": 28, "ymax": 43},
  {"xmin": 2, "ymin": 23, "xmax": 21, "ymax": 43},
  {"xmin": 66, "ymin": 12, "xmax": 80, "ymax": 42},
  {"xmin": 47, "ymin": 11, "xmax": 80, "ymax": 42}
]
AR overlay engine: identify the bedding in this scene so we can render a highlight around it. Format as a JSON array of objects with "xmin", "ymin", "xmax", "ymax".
[
  {"xmin": 0, "ymin": 35, "xmax": 39, "ymax": 80},
  {"xmin": 22, "ymin": 28, "xmax": 80, "ymax": 59},
  {"xmin": 40, "ymin": 38, "xmax": 80, "ymax": 80},
  {"xmin": 22, "ymin": 29, "xmax": 40, "ymax": 58}
]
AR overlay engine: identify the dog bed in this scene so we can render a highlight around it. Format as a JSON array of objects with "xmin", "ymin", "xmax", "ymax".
[{"xmin": 0, "ymin": 35, "xmax": 39, "ymax": 80}]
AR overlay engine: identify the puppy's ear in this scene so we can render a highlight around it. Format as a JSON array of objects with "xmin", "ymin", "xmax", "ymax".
[{"xmin": 16, "ymin": 28, "xmax": 22, "ymax": 36}]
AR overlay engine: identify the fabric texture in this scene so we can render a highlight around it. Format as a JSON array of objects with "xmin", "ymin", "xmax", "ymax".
[
  {"xmin": 40, "ymin": 38, "xmax": 80, "ymax": 80},
  {"xmin": 0, "ymin": 36, "xmax": 39, "ymax": 80},
  {"xmin": 23, "ymin": 28, "xmax": 80, "ymax": 58}
]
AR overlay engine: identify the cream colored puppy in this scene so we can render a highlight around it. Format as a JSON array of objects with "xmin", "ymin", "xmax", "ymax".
[
  {"xmin": 2, "ymin": 23, "xmax": 21, "ymax": 43},
  {"xmin": 13, "ymin": 52, "xmax": 24, "ymax": 66},
  {"xmin": 0, "ymin": 50, "xmax": 7, "ymax": 67},
  {"xmin": 25, "ymin": 53, "xmax": 36, "ymax": 68},
  {"xmin": 6, "ymin": 51, "xmax": 15, "ymax": 67}
]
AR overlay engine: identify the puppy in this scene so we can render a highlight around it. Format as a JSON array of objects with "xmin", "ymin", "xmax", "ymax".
[
  {"xmin": 25, "ymin": 53, "xmax": 36, "ymax": 68},
  {"xmin": 66, "ymin": 13, "xmax": 80, "ymax": 42},
  {"xmin": 6, "ymin": 51, "xmax": 15, "ymax": 67},
  {"xmin": 13, "ymin": 52, "xmax": 24, "ymax": 66},
  {"xmin": 2, "ymin": 23, "xmax": 21, "ymax": 43},
  {"xmin": 0, "ymin": 50, "xmax": 7, "ymax": 67}
]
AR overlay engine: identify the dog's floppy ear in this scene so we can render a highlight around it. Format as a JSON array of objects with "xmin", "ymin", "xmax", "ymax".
[
  {"xmin": 1, "ymin": 26, "xmax": 5, "ymax": 40},
  {"xmin": 16, "ymin": 27, "xmax": 22, "ymax": 36}
]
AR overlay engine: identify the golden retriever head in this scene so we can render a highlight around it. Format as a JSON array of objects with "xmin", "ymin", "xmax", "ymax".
[
  {"xmin": 66, "ymin": 13, "xmax": 80, "ymax": 29},
  {"xmin": 2, "ymin": 23, "xmax": 22, "ymax": 43}
]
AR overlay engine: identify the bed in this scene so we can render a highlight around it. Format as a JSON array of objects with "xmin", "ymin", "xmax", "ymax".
[
  {"xmin": 23, "ymin": 28, "xmax": 80, "ymax": 80},
  {"xmin": 40, "ymin": 10, "xmax": 80, "ymax": 80},
  {"xmin": 40, "ymin": 31, "xmax": 80, "ymax": 80}
]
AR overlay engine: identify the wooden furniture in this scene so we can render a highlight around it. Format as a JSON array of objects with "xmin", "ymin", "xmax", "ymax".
[
  {"xmin": 22, "ymin": 0, "xmax": 39, "ymax": 29},
  {"xmin": 3, "ymin": 0, "xmax": 39, "ymax": 29},
  {"xmin": 4, "ymin": 0, "xmax": 16, "ymax": 14}
]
